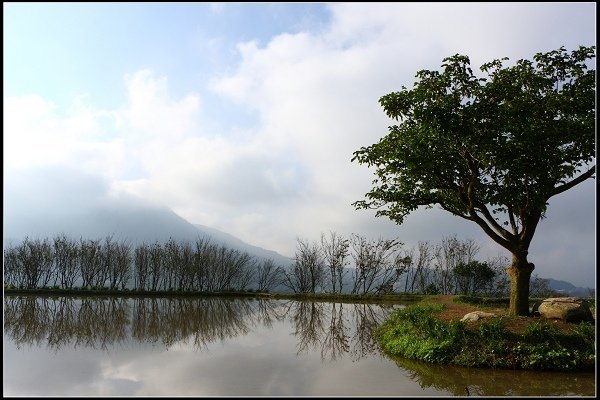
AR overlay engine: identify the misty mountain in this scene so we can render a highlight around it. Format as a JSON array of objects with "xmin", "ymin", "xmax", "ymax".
[
  {"xmin": 3, "ymin": 193, "xmax": 293, "ymax": 268},
  {"xmin": 193, "ymin": 224, "xmax": 293, "ymax": 267},
  {"xmin": 3, "ymin": 198, "xmax": 591, "ymax": 294},
  {"xmin": 546, "ymin": 278, "xmax": 594, "ymax": 297},
  {"xmin": 2, "ymin": 166, "xmax": 590, "ymax": 294}
]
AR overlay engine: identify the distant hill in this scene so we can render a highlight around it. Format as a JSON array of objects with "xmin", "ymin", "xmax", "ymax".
[
  {"xmin": 546, "ymin": 278, "xmax": 594, "ymax": 297},
  {"xmin": 193, "ymin": 224, "xmax": 293, "ymax": 267},
  {"xmin": 3, "ymin": 198, "xmax": 293, "ymax": 267}
]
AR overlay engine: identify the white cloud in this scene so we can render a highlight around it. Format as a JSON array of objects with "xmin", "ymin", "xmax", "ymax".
[
  {"xmin": 207, "ymin": 3, "xmax": 596, "ymax": 282},
  {"xmin": 3, "ymin": 95, "xmax": 125, "ymax": 179},
  {"xmin": 123, "ymin": 69, "xmax": 201, "ymax": 140},
  {"xmin": 3, "ymin": 3, "xmax": 595, "ymax": 286}
]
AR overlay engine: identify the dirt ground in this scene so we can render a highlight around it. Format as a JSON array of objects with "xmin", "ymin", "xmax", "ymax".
[{"xmin": 430, "ymin": 295, "xmax": 591, "ymax": 334}]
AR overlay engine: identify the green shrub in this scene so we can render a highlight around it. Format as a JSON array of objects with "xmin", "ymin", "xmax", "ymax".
[
  {"xmin": 478, "ymin": 317, "xmax": 507, "ymax": 341},
  {"xmin": 377, "ymin": 303, "xmax": 466, "ymax": 363},
  {"xmin": 522, "ymin": 320, "xmax": 560, "ymax": 343},
  {"xmin": 377, "ymin": 302, "xmax": 595, "ymax": 371}
]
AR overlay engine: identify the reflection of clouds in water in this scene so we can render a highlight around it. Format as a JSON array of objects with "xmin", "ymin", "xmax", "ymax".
[
  {"xmin": 97, "ymin": 359, "xmax": 144, "ymax": 396},
  {"xmin": 4, "ymin": 297, "xmax": 595, "ymax": 396},
  {"xmin": 3, "ymin": 342, "xmax": 107, "ymax": 396},
  {"xmin": 93, "ymin": 377, "xmax": 142, "ymax": 397},
  {"xmin": 3, "ymin": 297, "xmax": 404, "ymax": 396},
  {"xmin": 80, "ymin": 322, "xmax": 320, "ymax": 396}
]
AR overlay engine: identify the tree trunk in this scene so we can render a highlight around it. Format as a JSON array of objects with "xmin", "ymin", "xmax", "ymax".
[{"xmin": 506, "ymin": 254, "xmax": 534, "ymax": 316}]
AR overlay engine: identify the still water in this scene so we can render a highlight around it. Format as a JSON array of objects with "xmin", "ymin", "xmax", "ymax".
[{"xmin": 3, "ymin": 295, "xmax": 595, "ymax": 397}]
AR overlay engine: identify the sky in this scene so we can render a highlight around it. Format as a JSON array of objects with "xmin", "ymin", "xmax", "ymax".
[{"xmin": 3, "ymin": 3, "xmax": 596, "ymax": 287}]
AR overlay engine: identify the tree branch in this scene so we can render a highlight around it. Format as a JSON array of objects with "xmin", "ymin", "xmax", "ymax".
[
  {"xmin": 507, "ymin": 204, "xmax": 518, "ymax": 234},
  {"xmin": 550, "ymin": 165, "xmax": 595, "ymax": 197},
  {"xmin": 467, "ymin": 208, "xmax": 514, "ymax": 252},
  {"xmin": 518, "ymin": 210, "xmax": 542, "ymax": 247}
]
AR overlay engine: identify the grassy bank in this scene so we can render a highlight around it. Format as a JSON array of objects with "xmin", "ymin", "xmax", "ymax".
[{"xmin": 376, "ymin": 298, "xmax": 595, "ymax": 372}]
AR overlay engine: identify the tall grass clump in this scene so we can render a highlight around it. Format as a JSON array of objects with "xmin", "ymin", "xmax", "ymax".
[
  {"xmin": 377, "ymin": 303, "xmax": 466, "ymax": 363},
  {"xmin": 512, "ymin": 320, "xmax": 596, "ymax": 371}
]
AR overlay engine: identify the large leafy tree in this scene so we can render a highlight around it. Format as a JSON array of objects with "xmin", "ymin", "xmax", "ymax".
[{"xmin": 352, "ymin": 46, "xmax": 595, "ymax": 315}]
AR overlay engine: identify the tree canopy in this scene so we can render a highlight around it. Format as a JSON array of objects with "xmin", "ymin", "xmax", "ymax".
[{"xmin": 352, "ymin": 46, "xmax": 595, "ymax": 315}]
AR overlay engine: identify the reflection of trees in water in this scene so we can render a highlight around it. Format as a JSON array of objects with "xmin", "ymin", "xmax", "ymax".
[
  {"xmin": 5, "ymin": 296, "xmax": 593, "ymax": 395},
  {"xmin": 350, "ymin": 303, "xmax": 384, "ymax": 361},
  {"xmin": 131, "ymin": 297, "xmax": 258, "ymax": 349},
  {"xmin": 4, "ymin": 296, "xmax": 396, "ymax": 362},
  {"xmin": 321, "ymin": 303, "xmax": 349, "ymax": 360},
  {"xmin": 4, "ymin": 296, "xmax": 281, "ymax": 351},
  {"xmin": 46, "ymin": 297, "xmax": 78, "ymax": 348},
  {"xmin": 290, "ymin": 301, "xmax": 326, "ymax": 356},
  {"xmin": 391, "ymin": 355, "xmax": 595, "ymax": 396},
  {"xmin": 5, "ymin": 296, "xmax": 52, "ymax": 348},
  {"xmin": 288, "ymin": 301, "xmax": 397, "ymax": 361},
  {"xmin": 252, "ymin": 297, "xmax": 287, "ymax": 329},
  {"xmin": 75, "ymin": 297, "xmax": 129, "ymax": 350},
  {"xmin": 4, "ymin": 296, "xmax": 130, "ymax": 351}
]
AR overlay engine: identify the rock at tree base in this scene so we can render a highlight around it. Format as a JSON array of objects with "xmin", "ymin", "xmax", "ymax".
[{"xmin": 537, "ymin": 297, "xmax": 594, "ymax": 323}]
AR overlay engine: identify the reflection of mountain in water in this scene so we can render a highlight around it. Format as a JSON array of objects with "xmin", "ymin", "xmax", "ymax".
[{"xmin": 3, "ymin": 296, "xmax": 396, "ymax": 361}]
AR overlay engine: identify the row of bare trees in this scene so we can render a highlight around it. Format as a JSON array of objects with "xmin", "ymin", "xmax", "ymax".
[
  {"xmin": 4, "ymin": 232, "xmax": 557, "ymax": 296},
  {"xmin": 131, "ymin": 237, "xmax": 281, "ymax": 292},
  {"xmin": 283, "ymin": 232, "xmax": 522, "ymax": 296},
  {"xmin": 4, "ymin": 235, "xmax": 132, "ymax": 290},
  {"xmin": 4, "ymin": 235, "xmax": 283, "ymax": 292},
  {"xmin": 282, "ymin": 232, "xmax": 408, "ymax": 295}
]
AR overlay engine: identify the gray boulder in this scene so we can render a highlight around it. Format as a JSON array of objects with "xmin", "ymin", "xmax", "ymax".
[
  {"xmin": 460, "ymin": 311, "xmax": 496, "ymax": 322},
  {"xmin": 537, "ymin": 297, "xmax": 594, "ymax": 323}
]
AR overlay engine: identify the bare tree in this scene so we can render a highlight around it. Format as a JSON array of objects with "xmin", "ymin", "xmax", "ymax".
[
  {"xmin": 134, "ymin": 243, "xmax": 150, "ymax": 291},
  {"xmin": 384, "ymin": 251, "xmax": 412, "ymax": 294},
  {"xmin": 112, "ymin": 241, "xmax": 132, "ymax": 290},
  {"xmin": 102, "ymin": 235, "xmax": 123, "ymax": 289},
  {"xmin": 12, "ymin": 237, "xmax": 55, "ymax": 289},
  {"xmin": 320, "ymin": 231, "xmax": 349, "ymax": 294},
  {"xmin": 79, "ymin": 238, "xmax": 102, "ymax": 289},
  {"xmin": 409, "ymin": 241, "xmax": 434, "ymax": 294},
  {"xmin": 213, "ymin": 246, "xmax": 246, "ymax": 291},
  {"xmin": 282, "ymin": 238, "xmax": 324, "ymax": 293},
  {"xmin": 202, "ymin": 242, "xmax": 220, "ymax": 291},
  {"xmin": 193, "ymin": 238, "xmax": 213, "ymax": 291},
  {"xmin": 228, "ymin": 250, "xmax": 255, "ymax": 291},
  {"xmin": 349, "ymin": 234, "xmax": 401, "ymax": 295},
  {"xmin": 4, "ymin": 245, "xmax": 23, "ymax": 288},
  {"xmin": 53, "ymin": 234, "xmax": 80, "ymax": 289},
  {"xmin": 148, "ymin": 242, "xmax": 163, "ymax": 291},
  {"xmin": 432, "ymin": 235, "xmax": 480, "ymax": 295},
  {"xmin": 163, "ymin": 238, "xmax": 181, "ymax": 290},
  {"xmin": 529, "ymin": 274, "xmax": 557, "ymax": 298},
  {"xmin": 179, "ymin": 240, "xmax": 195, "ymax": 291},
  {"xmin": 96, "ymin": 235, "xmax": 116, "ymax": 289},
  {"xmin": 487, "ymin": 255, "xmax": 511, "ymax": 297},
  {"xmin": 255, "ymin": 259, "xmax": 283, "ymax": 292}
]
